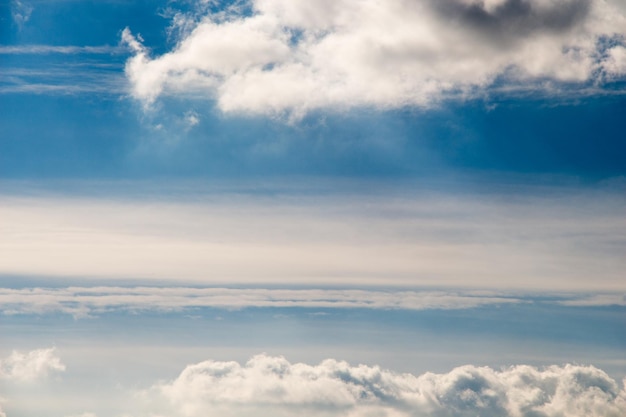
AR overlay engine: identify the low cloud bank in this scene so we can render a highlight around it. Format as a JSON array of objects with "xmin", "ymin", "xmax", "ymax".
[
  {"xmin": 123, "ymin": 0, "xmax": 626, "ymax": 117},
  {"xmin": 145, "ymin": 354, "xmax": 626, "ymax": 417}
]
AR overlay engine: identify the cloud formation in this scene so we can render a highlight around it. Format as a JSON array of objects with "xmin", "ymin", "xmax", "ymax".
[
  {"xmin": 144, "ymin": 354, "xmax": 626, "ymax": 417},
  {"xmin": 0, "ymin": 348, "xmax": 65, "ymax": 382},
  {"xmin": 0, "ymin": 45, "xmax": 124, "ymax": 55},
  {"xmin": 123, "ymin": 0, "xmax": 626, "ymax": 116},
  {"xmin": 1, "ymin": 185, "xmax": 625, "ymax": 291},
  {"xmin": 2, "ymin": 286, "xmax": 625, "ymax": 318},
  {"xmin": 0, "ymin": 286, "xmax": 526, "ymax": 317},
  {"xmin": 10, "ymin": 0, "xmax": 33, "ymax": 30}
]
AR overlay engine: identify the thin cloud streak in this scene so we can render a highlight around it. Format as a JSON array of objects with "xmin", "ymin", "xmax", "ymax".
[
  {"xmin": 1, "ymin": 286, "xmax": 624, "ymax": 318},
  {"xmin": 0, "ymin": 286, "xmax": 526, "ymax": 317},
  {"xmin": 0, "ymin": 45, "xmax": 126, "ymax": 55},
  {"xmin": 0, "ymin": 64, "xmax": 127, "ymax": 95}
]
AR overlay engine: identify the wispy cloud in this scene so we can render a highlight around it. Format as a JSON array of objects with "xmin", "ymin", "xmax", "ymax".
[
  {"xmin": 0, "ymin": 45, "xmax": 126, "ymax": 55},
  {"xmin": 557, "ymin": 294, "xmax": 626, "ymax": 307},
  {"xmin": 0, "ymin": 62, "xmax": 127, "ymax": 95},
  {"xmin": 123, "ymin": 0, "xmax": 626, "ymax": 117},
  {"xmin": 2, "ymin": 286, "xmax": 624, "ymax": 318},
  {"xmin": 139, "ymin": 354, "xmax": 626, "ymax": 417},
  {"xmin": 0, "ymin": 286, "xmax": 528, "ymax": 317},
  {"xmin": 10, "ymin": 0, "xmax": 33, "ymax": 30}
]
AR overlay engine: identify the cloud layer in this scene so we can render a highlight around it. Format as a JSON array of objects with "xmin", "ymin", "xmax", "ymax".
[
  {"xmin": 1, "ymin": 185, "xmax": 625, "ymax": 290},
  {"xmin": 143, "ymin": 354, "xmax": 626, "ymax": 417},
  {"xmin": 1, "ymin": 286, "xmax": 624, "ymax": 318},
  {"xmin": 123, "ymin": 0, "xmax": 626, "ymax": 116},
  {"xmin": 0, "ymin": 286, "xmax": 527, "ymax": 317}
]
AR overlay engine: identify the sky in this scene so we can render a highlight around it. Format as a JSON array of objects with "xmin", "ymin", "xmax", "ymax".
[{"xmin": 1, "ymin": 1, "xmax": 626, "ymax": 417}]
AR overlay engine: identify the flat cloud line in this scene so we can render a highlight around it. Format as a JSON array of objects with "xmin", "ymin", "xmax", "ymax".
[
  {"xmin": 0, "ymin": 286, "xmax": 623, "ymax": 318},
  {"xmin": 0, "ymin": 45, "xmax": 126, "ymax": 55}
]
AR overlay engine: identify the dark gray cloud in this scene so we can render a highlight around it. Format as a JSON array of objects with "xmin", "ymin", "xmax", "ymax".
[{"xmin": 432, "ymin": 0, "xmax": 591, "ymax": 40}]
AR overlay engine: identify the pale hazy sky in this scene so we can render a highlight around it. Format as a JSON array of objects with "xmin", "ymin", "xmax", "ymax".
[{"xmin": 1, "ymin": 1, "xmax": 626, "ymax": 416}]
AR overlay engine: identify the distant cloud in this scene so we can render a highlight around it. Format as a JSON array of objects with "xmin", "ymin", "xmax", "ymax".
[
  {"xmin": 558, "ymin": 294, "xmax": 626, "ymax": 307},
  {"xmin": 0, "ymin": 45, "xmax": 124, "ymax": 55},
  {"xmin": 0, "ymin": 286, "xmax": 525, "ymax": 318},
  {"xmin": 10, "ymin": 0, "xmax": 33, "ymax": 30},
  {"xmin": 123, "ymin": 0, "xmax": 626, "ymax": 117},
  {"xmin": 0, "ymin": 63, "xmax": 127, "ymax": 95},
  {"xmin": 141, "ymin": 354, "xmax": 626, "ymax": 417},
  {"xmin": 2, "ymin": 286, "xmax": 624, "ymax": 318},
  {"xmin": 0, "ymin": 348, "xmax": 65, "ymax": 382}
]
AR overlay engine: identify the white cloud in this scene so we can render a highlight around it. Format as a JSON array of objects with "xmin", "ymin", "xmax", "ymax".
[
  {"xmin": 141, "ymin": 354, "xmax": 626, "ymax": 417},
  {"xmin": 603, "ymin": 45, "xmax": 626, "ymax": 78},
  {"xmin": 11, "ymin": 0, "xmax": 33, "ymax": 29},
  {"xmin": 0, "ymin": 348, "xmax": 65, "ymax": 382},
  {"xmin": 0, "ymin": 286, "xmax": 525, "ymax": 317},
  {"xmin": 0, "ymin": 45, "xmax": 123, "ymax": 55},
  {"xmin": 123, "ymin": 0, "xmax": 626, "ymax": 117},
  {"xmin": 184, "ymin": 110, "xmax": 200, "ymax": 128}
]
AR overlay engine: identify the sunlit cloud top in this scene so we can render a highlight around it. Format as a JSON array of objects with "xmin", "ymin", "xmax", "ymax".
[{"xmin": 123, "ymin": 0, "xmax": 626, "ymax": 117}]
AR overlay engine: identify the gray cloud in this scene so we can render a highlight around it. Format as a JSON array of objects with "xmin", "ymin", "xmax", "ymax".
[
  {"xmin": 141, "ymin": 354, "xmax": 626, "ymax": 417},
  {"xmin": 432, "ymin": 0, "xmax": 592, "ymax": 40}
]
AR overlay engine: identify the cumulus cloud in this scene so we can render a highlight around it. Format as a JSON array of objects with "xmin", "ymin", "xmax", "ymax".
[
  {"xmin": 142, "ymin": 354, "xmax": 626, "ymax": 417},
  {"xmin": 123, "ymin": 0, "xmax": 626, "ymax": 116},
  {"xmin": 0, "ymin": 348, "xmax": 65, "ymax": 382}
]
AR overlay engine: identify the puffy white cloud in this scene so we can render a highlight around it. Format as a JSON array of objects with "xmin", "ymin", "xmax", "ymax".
[
  {"xmin": 143, "ymin": 354, "xmax": 626, "ymax": 417},
  {"xmin": 603, "ymin": 45, "xmax": 626, "ymax": 77},
  {"xmin": 0, "ymin": 348, "xmax": 65, "ymax": 382},
  {"xmin": 123, "ymin": 0, "xmax": 626, "ymax": 116}
]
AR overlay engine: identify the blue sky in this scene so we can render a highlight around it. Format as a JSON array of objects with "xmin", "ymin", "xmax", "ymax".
[{"xmin": 1, "ymin": 1, "xmax": 626, "ymax": 417}]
